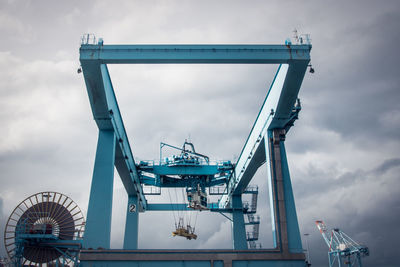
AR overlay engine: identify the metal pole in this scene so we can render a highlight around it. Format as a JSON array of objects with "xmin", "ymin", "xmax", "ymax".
[{"xmin": 304, "ymin": 233, "xmax": 311, "ymax": 265}]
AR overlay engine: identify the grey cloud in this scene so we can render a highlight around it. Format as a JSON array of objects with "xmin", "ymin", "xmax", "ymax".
[
  {"xmin": 298, "ymin": 183, "xmax": 400, "ymax": 267},
  {"xmin": 294, "ymin": 158, "xmax": 400, "ymax": 266},
  {"xmin": 292, "ymin": 157, "xmax": 400, "ymax": 201},
  {"xmin": 301, "ymin": 11, "xmax": 400, "ymax": 144},
  {"xmin": 371, "ymin": 158, "xmax": 400, "ymax": 175},
  {"xmin": 0, "ymin": 197, "xmax": 6, "ymax": 257}
]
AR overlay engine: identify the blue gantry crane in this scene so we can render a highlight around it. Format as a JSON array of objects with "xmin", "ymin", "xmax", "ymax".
[
  {"xmin": 316, "ymin": 220, "xmax": 369, "ymax": 267},
  {"xmin": 78, "ymin": 33, "xmax": 312, "ymax": 266}
]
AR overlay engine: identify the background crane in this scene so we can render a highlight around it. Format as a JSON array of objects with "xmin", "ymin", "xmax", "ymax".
[{"xmin": 316, "ymin": 220, "xmax": 369, "ymax": 267}]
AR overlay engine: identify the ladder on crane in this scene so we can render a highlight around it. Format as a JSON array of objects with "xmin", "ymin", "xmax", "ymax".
[
  {"xmin": 243, "ymin": 186, "xmax": 261, "ymax": 249},
  {"xmin": 316, "ymin": 220, "xmax": 369, "ymax": 267}
]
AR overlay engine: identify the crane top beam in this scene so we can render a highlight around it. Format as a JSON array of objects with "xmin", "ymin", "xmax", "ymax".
[{"xmin": 80, "ymin": 43, "xmax": 311, "ymax": 64}]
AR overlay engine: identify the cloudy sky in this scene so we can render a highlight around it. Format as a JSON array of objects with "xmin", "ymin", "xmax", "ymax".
[{"xmin": 1, "ymin": 0, "xmax": 399, "ymax": 266}]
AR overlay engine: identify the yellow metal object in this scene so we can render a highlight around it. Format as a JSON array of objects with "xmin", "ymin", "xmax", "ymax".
[{"xmin": 172, "ymin": 227, "xmax": 197, "ymax": 240}]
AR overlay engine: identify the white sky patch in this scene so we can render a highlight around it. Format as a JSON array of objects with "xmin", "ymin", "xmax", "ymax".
[{"xmin": 0, "ymin": 11, "xmax": 33, "ymax": 43}]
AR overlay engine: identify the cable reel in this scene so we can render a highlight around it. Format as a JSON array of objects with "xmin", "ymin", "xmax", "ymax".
[{"xmin": 4, "ymin": 192, "xmax": 85, "ymax": 266}]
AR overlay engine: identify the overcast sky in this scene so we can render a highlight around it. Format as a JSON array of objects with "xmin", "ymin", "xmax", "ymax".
[{"xmin": 0, "ymin": 1, "xmax": 399, "ymax": 266}]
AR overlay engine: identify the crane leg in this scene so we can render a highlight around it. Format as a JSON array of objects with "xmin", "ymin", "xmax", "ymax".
[
  {"xmin": 231, "ymin": 195, "xmax": 247, "ymax": 250},
  {"xmin": 267, "ymin": 129, "xmax": 303, "ymax": 253},
  {"xmin": 124, "ymin": 195, "xmax": 139, "ymax": 249},
  {"xmin": 84, "ymin": 130, "xmax": 116, "ymax": 249}
]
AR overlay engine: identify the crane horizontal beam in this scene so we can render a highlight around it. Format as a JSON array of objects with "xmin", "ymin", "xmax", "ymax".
[
  {"xmin": 80, "ymin": 44, "xmax": 311, "ymax": 64},
  {"xmin": 146, "ymin": 203, "xmax": 234, "ymax": 212},
  {"xmin": 140, "ymin": 175, "xmax": 228, "ymax": 188},
  {"xmin": 146, "ymin": 203, "xmax": 191, "ymax": 211},
  {"xmin": 139, "ymin": 165, "xmax": 228, "ymax": 176}
]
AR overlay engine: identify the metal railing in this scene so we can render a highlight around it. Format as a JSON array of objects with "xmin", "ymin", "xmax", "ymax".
[
  {"xmin": 142, "ymin": 185, "xmax": 161, "ymax": 195},
  {"xmin": 246, "ymin": 215, "xmax": 260, "ymax": 224},
  {"xmin": 209, "ymin": 186, "xmax": 227, "ymax": 195},
  {"xmin": 81, "ymin": 34, "xmax": 97, "ymax": 45},
  {"xmin": 139, "ymin": 159, "xmax": 232, "ymax": 167}
]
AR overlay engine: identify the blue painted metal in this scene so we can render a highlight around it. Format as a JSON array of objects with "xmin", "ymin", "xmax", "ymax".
[
  {"xmin": 138, "ymin": 141, "xmax": 233, "ymax": 189},
  {"xmin": 80, "ymin": 249, "xmax": 307, "ymax": 266},
  {"xmin": 13, "ymin": 233, "xmax": 82, "ymax": 267},
  {"xmin": 147, "ymin": 203, "xmax": 189, "ymax": 211},
  {"xmin": 123, "ymin": 195, "xmax": 139, "ymax": 249},
  {"xmin": 140, "ymin": 164, "xmax": 230, "ymax": 176},
  {"xmin": 265, "ymin": 129, "xmax": 303, "ymax": 253},
  {"xmin": 5, "ymin": 192, "xmax": 85, "ymax": 266},
  {"xmin": 219, "ymin": 61, "xmax": 309, "ymax": 209},
  {"xmin": 80, "ymin": 44, "xmax": 311, "ymax": 64},
  {"xmin": 100, "ymin": 64, "xmax": 146, "ymax": 209},
  {"xmin": 138, "ymin": 141, "xmax": 233, "ymax": 212},
  {"xmin": 79, "ymin": 35, "xmax": 311, "ymax": 265},
  {"xmin": 146, "ymin": 202, "xmax": 235, "ymax": 212},
  {"xmin": 81, "ymin": 63, "xmax": 146, "ymax": 210},
  {"xmin": 138, "ymin": 159, "xmax": 232, "ymax": 188},
  {"xmin": 140, "ymin": 174, "xmax": 228, "ymax": 188},
  {"xmin": 265, "ymin": 133, "xmax": 278, "ymax": 248},
  {"xmin": 84, "ymin": 130, "xmax": 116, "ymax": 249},
  {"xmin": 231, "ymin": 195, "xmax": 247, "ymax": 250},
  {"xmin": 278, "ymin": 133, "xmax": 302, "ymax": 253}
]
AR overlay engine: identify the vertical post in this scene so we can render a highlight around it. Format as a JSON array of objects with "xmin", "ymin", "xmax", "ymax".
[
  {"xmin": 357, "ymin": 253, "xmax": 362, "ymax": 267},
  {"xmin": 266, "ymin": 129, "xmax": 303, "ymax": 253},
  {"xmin": 84, "ymin": 130, "xmax": 116, "ymax": 249},
  {"xmin": 123, "ymin": 194, "xmax": 139, "ymax": 249},
  {"xmin": 266, "ymin": 132, "xmax": 279, "ymax": 249},
  {"xmin": 356, "ymin": 252, "xmax": 362, "ymax": 267},
  {"xmin": 338, "ymin": 253, "xmax": 342, "ymax": 267},
  {"xmin": 328, "ymin": 252, "xmax": 333, "ymax": 267},
  {"xmin": 304, "ymin": 233, "xmax": 311, "ymax": 265},
  {"xmin": 231, "ymin": 195, "xmax": 247, "ymax": 250},
  {"xmin": 279, "ymin": 133, "xmax": 303, "ymax": 253}
]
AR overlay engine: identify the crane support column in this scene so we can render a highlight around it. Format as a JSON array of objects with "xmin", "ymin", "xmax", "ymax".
[
  {"xmin": 231, "ymin": 195, "xmax": 247, "ymax": 250},
  {"xmin": 123, "ymin": 195, "xmax": 139, "ymax": 249},
  {"xmin": 267, "ymin": 129, "xmax": 302, "ymax": 253},
  {"xmin": 84, "ymin": 130, "xmax": 116, "ymax": 249}
]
